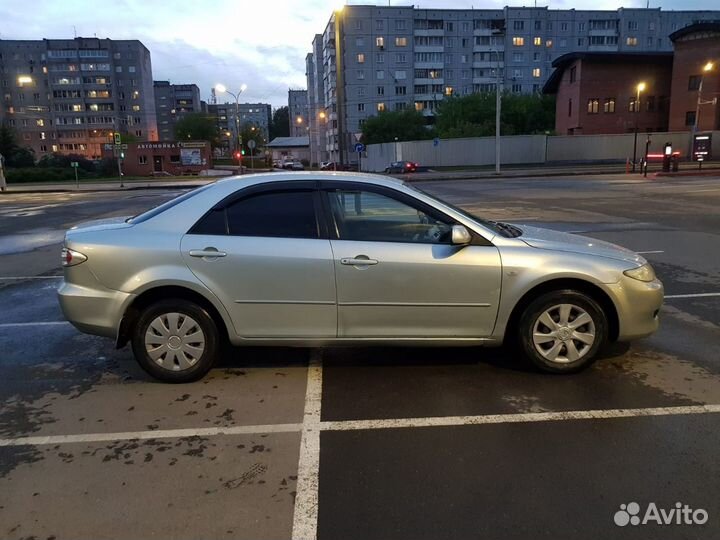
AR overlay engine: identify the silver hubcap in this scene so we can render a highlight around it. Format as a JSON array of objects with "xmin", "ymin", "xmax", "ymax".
[
  {"xmin": 145, "ymin": 312, "xmax": 205, "ymax": 371},
  {"xmin": 532, "ymin": 304, "xmax": 596, "ymax": 364}
]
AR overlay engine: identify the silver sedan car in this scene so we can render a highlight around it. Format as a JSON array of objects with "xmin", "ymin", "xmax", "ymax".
[{"xmin": 58, "ymin": 172, "xmax": 663, "ymax": 382}]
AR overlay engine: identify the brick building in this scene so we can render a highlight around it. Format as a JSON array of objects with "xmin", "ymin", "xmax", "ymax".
[
  {"xmin": 102, "ymin": 141, "xmax": 211, "ymax": 176},
  {"xmin": 543, "ymin": 52, "xmax": 673, "ymax": 135},
  {"xmin": 668, "ymin": 23, "xmax": 720, "ymax": 132}
]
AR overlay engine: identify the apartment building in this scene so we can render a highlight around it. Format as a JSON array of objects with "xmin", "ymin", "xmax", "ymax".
[
  {"xmin": 153, "ymin": 81, "xmax": 201, "ymax": 141},
  {"xmin": 310, "ymin": 5, "xmax": 720, "ymax": 163},
  {"xmin": 288, "ymin": 88, "xmax": 308, "ymax": 137},
  {"xmin": 208, "ymin": 102, "xmax": 272, "ymax": 153},
  {"xmin": 0, "ymin": 37, "xmax": 157, "ymax": 159},
  {"xmin": 306, "ymin": 34, "xmax": 329, "ymax": 166}
]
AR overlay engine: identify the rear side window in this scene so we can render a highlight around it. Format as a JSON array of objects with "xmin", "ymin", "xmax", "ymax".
[{"xmin": 226, "ymin": 191, "xmax": 319, "ymax": 239}]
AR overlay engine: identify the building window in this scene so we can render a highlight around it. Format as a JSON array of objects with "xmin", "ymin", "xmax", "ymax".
[
  {"xmin": 395, "ymin": 37, "xmax": 407, "ymax": 47},
  {"xmin": 445, "ymin": 22, "xmax": 454, "ymax": 32},
  {"xmin": 604, "ymin": 98, "xmax": 616, "ymax": 113},
  {"xmin": 512, "ymin": 37, "xmax": 524, "ymax": 46},
  {"xmin": 36, "ymin": 119, "xmax": 44, "ymax": 126},
  {"xmin": 395, "ymin": 20, "xmax": 406, "ymax": 30},
  {"xmin": 546, "ymin": 40, "xmax": 553, "ymax": 48},
  {"xmin": 628, "ymin": 21, "xmax": 638, "ymax": 30},
  {"xmin": 396, "ymin": 53, "xmax": 407, "ymax": 63},
  {"xmin": 513, "ymin": 69, "xmax": 522, "ymax": 79},
  {"xmin": 115, "ymin": 66, "xmax": 122, "ymax": 73},
  {"xmin": 568, "ymin": 98, "xmax": 572, "ymax": 117},
  {"xmin": 377, "ymin": 102, "xmax": 385, "ymax": 112},
  {"xmin": 629, "ymin": 99, "xmax": 638, "ymax": 113},
  {"xmin": 395, "ymin": 86, "xmax": 406, "ymax": 95},
  {"xmin": 376, "ymin": 20, "xmax": 384, "ymax": 30},
  {"xmin": 358, "ymin": 87, "xmax": 366, "ymax": 97},
  {"xmin": 376, "ymin": 70, "xmax": 385, "ymax": 79},
  {"xmin": 626, "ymin": 37, "xmax": 637, "ymax": 46},
  {"xmin": 535, "ymin": 20, "xmax": 542, "ymax": 30},
  {"xmin": 646, "ymin": 96, "xmax": 656, "ymax": 112},
  {"xmin": 577, "ymin": 38, "xmax": 584, "ymax": 46},
  {"xmin": 377, "ymin": 86, "xmax": 384, "ymax": 96},
  {"xmin": 358, "ymin": 103, "xmax": 365, "ymax": 112},
  {"xmin": 587, "ymin": 98, "xmax": 599, "ymax": 114},
  {"xmin": 532, "ymin": 68, "xmax": 541, "ymax": 78},
  {"xmin": 376, "ymin": 53, "xmax": 385, "ymax": 63},
  {"xmin": 513, "ymin": 52, "xmax": 523, "ymax": 62},
  {"xmin": 512, "ymin": 84, "xmax": 522, "ymax": 93},
  {"xmin": 561, "ymin": 22, "xmax": 568, "ymax": 31},
  {"xmin": 560, "ymin": 38, "xmax": 567, "ymax": 48},
  {"xmin": 533, "ymin": 37, "xmax": 542, "ymax": 46},
  {"xmin": 569, "ymin": 66, "xmax": 577, "ymax": 83},
  {"xmin": 513, "ymin": 21, "xmax": 524, "ymax": 30},
  {"xmin": 685, "ymin": 111, "xmax": 696, "ymax": 126},
  {"xmin": 357, "ymin": 53, "xmax": 365, "ymax": 64},
  {"xmin": 139, "ymin": 155, "xmax": 148, "ymax": 164},
  {"xmin": 354, "ymin": 19, "xmax": 362, "ymax": 30},
  {"xmin": 688, "ymin": 75, "xmax": 701, "ymax": 91},
  {"xmin": 357, "ymin": 70, "xmax": 365, "ymax": 80},
  {"xmin": 395, "ymin": 70, "xmax": 406, "ymax": 80},
  {"xmin": 128, "ymin": 66, "xmax": 136, "ymax": 73},
  {"xmin": 415, "ymin": 102, "xmax": 424, "ymax": 111},
  {"xmin": 444, "ymin": 86, "xmax": 453, "ymax": 96},
  {"xmin": 533, "ymin": 52, "xmax": 540, "ymax": 61},
  {"xmin": 578, "ymin": 23, "xmax": 585, "ymax": 31},
  {"xmin": 376, "ymin": 37, "xmax": 384, "ymax": 48}
]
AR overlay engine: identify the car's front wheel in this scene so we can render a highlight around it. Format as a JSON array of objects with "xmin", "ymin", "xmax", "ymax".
[
  {"xmin": 131, "ymin": 299, "xmax": 220, "ymax": 383},
  {"xmin": 518, "ymin": 290, "xmax": 607, "ymax": 373}
]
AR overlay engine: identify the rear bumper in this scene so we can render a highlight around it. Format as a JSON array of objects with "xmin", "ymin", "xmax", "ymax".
[
  {"xmin": 607, "ymin": 276, "xmax": 664, "ymax": 341},
  {"xmin": 58, "ymin": 281, "xmax": 135, "ymax": 339}
]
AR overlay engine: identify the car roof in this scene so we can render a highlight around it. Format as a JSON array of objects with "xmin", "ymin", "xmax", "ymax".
[{"xmin": 214, "ymin": 170, "xmax": 405, "ymax": 189}]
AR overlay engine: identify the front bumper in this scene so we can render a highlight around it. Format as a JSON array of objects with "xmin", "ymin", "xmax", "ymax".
[
  {"xmin": 58, "ymin": 281, "xmax": 135, "ymax": 339},
  {"xmin": 606, "ymin": 276, "xmax": 664, "ymax": 341}
]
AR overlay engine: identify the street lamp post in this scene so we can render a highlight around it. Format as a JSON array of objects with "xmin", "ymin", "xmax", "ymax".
[
  {"xmin": 215, "ymin": 83, "xmax": 247, "ymax": 174},
  {"xmin": 492, "ymin": 47, "xmax": 502, "ymax": 175},
  {"xmin": 632, "ymin": 82, "xmax": 646, "ymax": 173},
  {"xmin": 691, "ymin": 62, "xmax": 715, "ymax": 160}
]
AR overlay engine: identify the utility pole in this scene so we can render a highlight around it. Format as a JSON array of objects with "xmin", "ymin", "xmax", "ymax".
[
  {"xmin": 632, "ymin": 82, "xmax": 645, "ymax": 173},
  {"xmin": 494, "ymin": 48, "xmax": 501, "ymax": 175},
  {"xmin": 0, "ymin": 153, "xmax": 6, "ymax": 192}
]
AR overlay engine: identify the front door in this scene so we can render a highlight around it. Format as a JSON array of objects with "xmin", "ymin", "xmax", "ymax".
[
  {"xmin": 181, "ymin": 187, "xmax": 336, "ymax": 338},
  {"xmin": 153, "ymin": 155, "xmax": 163, "ymax": 172},
  {"xmin": 324, "ymin": 185, "xmax": 502, "ymax": 338}
]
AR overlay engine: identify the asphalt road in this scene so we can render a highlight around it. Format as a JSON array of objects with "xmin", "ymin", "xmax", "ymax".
[{"xmin": 0, "ymin": 174, "xmax": 718, "ymax": 540}]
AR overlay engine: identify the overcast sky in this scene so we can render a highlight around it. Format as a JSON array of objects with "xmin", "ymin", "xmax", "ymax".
[{"xmin": 1, "ymin": 0, "xmax": 716, "ymax": 108}]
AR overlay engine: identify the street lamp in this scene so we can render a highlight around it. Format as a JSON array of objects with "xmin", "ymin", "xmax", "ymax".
[
  {"xmin": 215, "ymin": 82, "xmax": 247, "ymax": 173},
  {"xmin": 632, "ymin": 81, "xmax": 646, "ymax": 173},
  {"xmin": 693, "ymin": 61, "xmax": 716, "ymax": 137}
]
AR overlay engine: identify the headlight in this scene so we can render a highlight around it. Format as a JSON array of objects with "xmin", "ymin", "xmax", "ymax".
[{"xmin": 623, "ymin": 263, "xmax": 656, "ymax": 282}]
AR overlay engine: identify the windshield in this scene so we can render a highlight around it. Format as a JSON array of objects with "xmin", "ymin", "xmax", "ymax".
[
  {"xmin": 126, "ymin": 183, "xmax": 215, "ymax": 224},
  {"xmin": 406, "ymin": 183, "xmax": 521, "ymax": 238}
]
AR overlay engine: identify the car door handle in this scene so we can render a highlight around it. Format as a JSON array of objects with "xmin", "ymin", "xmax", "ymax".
[
  {"xmin": 189, "ymin": 248, "xmax": 227, "ymax": 258},
  {"xmin": 341, "ymin": 257, "xmax": 378, "ymax": 266}
]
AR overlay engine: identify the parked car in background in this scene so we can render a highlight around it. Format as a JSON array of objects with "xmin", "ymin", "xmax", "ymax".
[
  {"xmin": 59, "ymin": 171, "xmax": 663, "ymax": 382},
  {"xmin": 385, "ymin": 161, "xmax": 418, "ymax": 173},
  {"xmin": 282, "ymin": 160, "xmax": 304, "ymax": 170}
]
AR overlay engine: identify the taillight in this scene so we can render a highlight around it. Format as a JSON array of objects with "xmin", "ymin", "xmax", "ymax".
[{"xmin": 61, "ymin": 247, "xmax": 88, "ymax": 267}]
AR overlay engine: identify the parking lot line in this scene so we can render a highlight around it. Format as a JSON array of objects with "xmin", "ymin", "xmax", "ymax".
[
  {"xmin": 0, "ymin": 422, "xmax": 303, "ymax": 448},
  {"xmin": 0, "ymin": 322, "xmax": 69, "ymax": 328},
  {"xmin": 0, "ymin": 276, "xmax": 62, "ymax": 280},
  {"xmin": 665, "ymin": 292, "xmax": 720, "ymax": 299},
  {"xmin": 291, "ymin": 351, "xmax": 324, "ymax": 540}
]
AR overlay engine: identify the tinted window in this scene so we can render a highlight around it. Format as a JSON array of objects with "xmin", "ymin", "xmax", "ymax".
[
  {"xmin": 189, "ymin": 207, "xmax": 227, "ymax": 235},
  {"xmin": 327, "ymin": 189, "xmax": 452, "ymax": 243},
  {"xmin": 128, "ymin": 184, "xmax": 215, "ymax": 224},
  {"xmin": 226, "ymin": 191, "xmax": 318, "ymax": 239}
]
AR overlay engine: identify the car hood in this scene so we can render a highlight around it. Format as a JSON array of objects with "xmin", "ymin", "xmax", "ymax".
[
  {"xmin": 512, "ymin": 224, "xmax": 646, "ymax": 265},
  {"xmin": 66, "ymin": 215, "xmax": 134, "ymax": 236}
]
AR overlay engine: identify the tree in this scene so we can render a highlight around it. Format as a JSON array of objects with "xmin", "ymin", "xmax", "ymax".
[
  {"xmin": 435, "ymin": 92, "xmax": 555, "ymax": 138},
  {"xmin": 239, "ymin": 122, "xmax": 266, "ymax": 154},
  {"xmin": 0, "ymin": 123, "xmax": 35, "ymax": 167},
  {"xmin": 174, "ymin": 113, "xmax": 220, "ymax": 146},
  {"xmin": 270, "ymin": 106, "xmax": 289, "ymax": 140},
  {"xmin": 361, "ymin": 109, "xmax": 435, "ymax": 145}
]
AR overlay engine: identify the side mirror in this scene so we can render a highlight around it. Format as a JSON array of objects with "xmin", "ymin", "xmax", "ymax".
[{"xmin": 451, "ymin": 224, "xmax": 472, "ymax": 245}]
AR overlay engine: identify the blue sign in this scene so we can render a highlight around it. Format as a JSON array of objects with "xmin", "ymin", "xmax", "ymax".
[
  {"xmin": 354, "ymin": 143, "xmax": 366, "ymax": 153},
  {"xmin": 433, "ymin": 137, "xmax": 440, "ymax": 147}
]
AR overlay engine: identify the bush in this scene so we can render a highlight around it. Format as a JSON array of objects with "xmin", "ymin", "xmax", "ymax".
[
  {"xmin": 6, "ymin": 167, "xmax": 93, "ymax": 184},
  {"xmin": 37, "ymin": 153, "xmax": 96, "ymax": 172}
]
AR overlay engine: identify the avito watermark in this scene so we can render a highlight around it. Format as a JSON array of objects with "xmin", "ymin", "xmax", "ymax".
[{"xmin": 614, "ymin": 502, "xmax": 708, "ymax": 527}]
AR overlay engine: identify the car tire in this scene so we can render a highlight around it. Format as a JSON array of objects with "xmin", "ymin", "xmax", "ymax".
[
  {"xmin": 131, "ymin": 299, "xmax": 220, "ymax": 383},
  {"xmin": 517, "ymin": 289, "xmax": 607, "ymax": 374}
]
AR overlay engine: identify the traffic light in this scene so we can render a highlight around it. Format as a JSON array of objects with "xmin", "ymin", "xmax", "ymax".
[
  {"xmin": 241, "ymin": 149, "xmax": 246, "ymax": 156},
  {"xmin": 120, "ymin": 151, "xmax": 125, "ymax": 160},
  {"xmin": 234, "ymin": 151, "xmax": 242, "ymax": 161}
]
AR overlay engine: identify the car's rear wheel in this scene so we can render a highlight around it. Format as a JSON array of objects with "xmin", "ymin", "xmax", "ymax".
[
  {"xmin": 131, "ymin": 299, "xmax": 219, "ymax": 383},
  {"xmin": 518, "ymin": 290, "xmax": 607, "ymax": 373}
]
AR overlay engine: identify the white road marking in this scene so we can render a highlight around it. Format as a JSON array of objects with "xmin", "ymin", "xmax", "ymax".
[
  {"xmin": 636, "ymin": 250, "xmax": 665, "ymax": 254},
  {"xmin": 665, "ymin": 292, "xmax": 720, "ymax": 299},
  {"xmin": 0, "ymin": 276, "xmax": 62, "ymax": 280},
  {"xmin": 291, "ymin": 351, "xmax": 324, "ymax": 540},
  {"xmin": 0, "ymin": 322, "xmax": 69, "ymax": 328},
  {"xmin": 319, "ymin": 404, "xmax": 720, "ymax": 432},
  {"xmin": 0, "ymin": 423, "xmax": 303, "ymax": 448}
]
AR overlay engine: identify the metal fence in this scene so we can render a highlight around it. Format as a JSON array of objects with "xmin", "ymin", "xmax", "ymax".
[{"xmin": 361, "ymin": 131, "xmax": 720, "ymax": 172}]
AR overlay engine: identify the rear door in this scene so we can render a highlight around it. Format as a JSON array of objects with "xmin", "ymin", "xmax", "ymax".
[{"xmin": 181, "ymin": 182, "xmax": 336, "ymax": 338}]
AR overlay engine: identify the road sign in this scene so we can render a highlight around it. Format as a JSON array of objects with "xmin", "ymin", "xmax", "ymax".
[
  {"xmin": 121, "ymin": 144, "xmax": 128, "ymax": 150},
  {"xmin": 354, "ymin": 143, "xmax": 366, "ymax": 153},
  {"xmin": 247, "ymin": 139, "xmax": 256, "ymax": 150},
  {"xmin": 353, "ymin": 132, "xmax": 363, "ymax": 142},
  {"xmin": 70, "ymin": 162, "xmax": 79, "ymax": 168},
  {"xmin": 433, "ymin": 137, "xmax": 440, "ymax": 147},
  {"xmin": 113, "ymin": 133, "xmax": 121, "ymax": 145},
  {"xmin": 114, "ymin": 144, "xmax": 122, "ymax": 150}
]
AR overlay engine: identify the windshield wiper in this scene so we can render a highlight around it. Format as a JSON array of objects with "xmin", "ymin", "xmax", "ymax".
[{"xmin": 491, "ymin": 221, "xmax": 523, "ymax": 238}]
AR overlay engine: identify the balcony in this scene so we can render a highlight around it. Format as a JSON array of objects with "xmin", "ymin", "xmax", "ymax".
[{"xmin": 413, "ymin": 29, "xmax": 444, "ymax": 37}]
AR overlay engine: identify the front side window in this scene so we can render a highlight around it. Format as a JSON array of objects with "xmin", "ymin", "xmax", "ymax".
[{"xmin": 326, "ymin": 189, "xmax": 453, "ymax": 244}]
